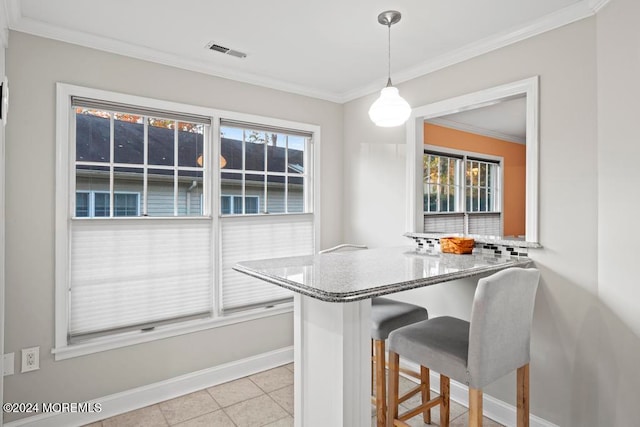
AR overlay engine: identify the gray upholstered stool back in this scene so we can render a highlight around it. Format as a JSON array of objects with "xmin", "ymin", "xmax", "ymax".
[{"xmin": 468, "ymin": 267, "xmax": 540, "ymax": 389}]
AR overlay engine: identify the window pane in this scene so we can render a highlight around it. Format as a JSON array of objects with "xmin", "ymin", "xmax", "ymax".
[
  {"xmin": 267, "ymin": 175, "xmax": 286, "ymax": 213},
  {"xmin": 245, "ymin": 131, "xmax": 265, "ymax": 172},
  {"xmin": 230, "ymin": 196, "xmax": 243, "ymax": 214},
  {"xmin": 75, "ymin": 108, "xmax": 110, "ymax": 163},
  {"xmin": 76, "ymin": 193, "xmax": 90, "ymax": 217},
  {"xmin": 245, "ymin": 174, "xmax": 264, "ymax": 213},
  {"xmin": 114, "ymin": 193, "xmax": 139, "ymax": 216},
  {"xmin": 288, "ymin": 176, "xmax": 304, "ymax": 213},
  {"xmin": 178, "ymin": 123, "xmax": 205, "ymax": 167},
  {"xmin": 178, "ymin": 169, "xmax": 203, "ymax": 216},
  {"xmin": 114, "ymin": 166, "xmax": 143, "ymax": 217},
  {"xmin": 245, "ymin": 196, "xmax": 259, "ymax": 214},
  {"xmin": 288, "ymin": 136, "xmax": 305, "ymax": 174},
  {"xmin": 221, "ymin": 195, "xmax": 231, "ymax": 214},
  {"xmin": 266, "ymin": 134, "xmax": 286, "ymax": 173},
  {"xmin": 479, "ymin": 163, "xmax": 487, "ymax": 187},
  {"xmin": 440, "ymin": 159, "xmax": 449, "ymax": 185},
  {"xmin": 76, "ymin": 165, "xmax": 110, "ymax": 217},
  {"xmin": 94, "ymin": 193, "xmax": 110, "ymax": 217},
  {"xmin": 148, "ymin": 118, "xmax": 175, "ymax": 166},
  {"xmin": 479, "ymin": 188, "xmax": 487, "ymax": 211},
  {"xmin": 114, "ymin": 114, "xmax": 144, "ymax": 164},
  {"xmin": 220, "ymin": 126, "xmax": 242, "ymax": 170},
  {"xmin": 147, "ymin": 168, "xmax": 175, "ymax": 216}
]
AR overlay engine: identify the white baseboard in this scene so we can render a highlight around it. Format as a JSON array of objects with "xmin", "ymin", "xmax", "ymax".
[
  {"xmin": 400, "ymin": 360, "xmax": 558, "ymax": 427},
  {"xmin": 5, "ymin": 346, "xmax": 293, "ymax": 427}
]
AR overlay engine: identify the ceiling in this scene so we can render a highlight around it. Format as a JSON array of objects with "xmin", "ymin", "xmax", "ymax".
[
  {"xmin": 6, "ymin": 0, "xmax": 603, "ymax": 103},
  {"xmin": 429, "ymin": 97, "xmax": 527, "ymax": 144}
]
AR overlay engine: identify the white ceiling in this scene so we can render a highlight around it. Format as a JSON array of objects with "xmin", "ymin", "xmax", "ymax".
[
  {"xmin": 429, "ymin": 97, "xmax": 527, "ymax": 144},
  {"xmin": 6, "ymin": 0, "xmax": 604, "ymax": 102}
]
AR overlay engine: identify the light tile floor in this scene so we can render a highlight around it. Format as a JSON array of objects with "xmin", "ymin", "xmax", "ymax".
[{"xmin": 85, "ymin": 363, "xmax": 504, "ymax": 427}]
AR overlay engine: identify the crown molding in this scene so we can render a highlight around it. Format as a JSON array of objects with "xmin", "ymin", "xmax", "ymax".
[
  {"xmin": 5, "ymin": 0, "xmax": 605, "ymax": 104},
  {"xmin": 341, "ymin": 1, "xmax": 599, "ymax": 102},
  {"xmin": 6, "ymin": 7, "xmax": 344, "ymax": 103},
  {"xmin": 428, "ymin": 117, "xmax": 526, "ymax": 145}
]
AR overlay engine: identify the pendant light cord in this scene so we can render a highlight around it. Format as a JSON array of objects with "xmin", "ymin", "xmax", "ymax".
[{"xmin": 386, "ymin": 23, "xmax": 392, "ymax": 87}]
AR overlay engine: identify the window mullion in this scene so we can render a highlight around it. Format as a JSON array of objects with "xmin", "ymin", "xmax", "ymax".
[
  {"xmin": 436, "ymin": 157, "xmax": 441, "ymax": 213},
  {"xmin": 109, "ymin": 113, "xmax": 114, "ymax": 218},
  {"xmin": 143, "ymin": 117, "xmax": 149, "ymax": 216},
  {"xmin": 263, "ymin": 133, "xmax": 268, "ymax": 214},
  {"xmin": 241, "ymin": 130, "xmax": 246, "ymax": 215},
  {"xmin": 173, "ymin": 123, "xmax": 178, "ymax": 217},
  {"xmin": 284, "ymin": 135, "xmax": 289, "ymax": 214}
]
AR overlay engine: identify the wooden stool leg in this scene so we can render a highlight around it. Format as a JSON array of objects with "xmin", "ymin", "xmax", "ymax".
[
  {"xmin": 440, "ymin": 374, "xmax": 450, "ymax": 427},
  {"xmin": 387, "ymin": 351, "xmax": 400, "ymax": 427},
  {"xmin": 421, "ymin": 366, "xmax": 431, "ymax": 424},
  {"xmin": 374, "ymin": 339, "xmax": 387, "ymax": 427},
  {"xmin": 469, "ymin": 388, "xmax": 483, "ymax": 427},
  {"xmin": 517, "ymin": 364, "xmax": 530, "ymax": 427},
  {"xmin": 371, "ymin": 339, "xmax": 374, "ymax": 393}
]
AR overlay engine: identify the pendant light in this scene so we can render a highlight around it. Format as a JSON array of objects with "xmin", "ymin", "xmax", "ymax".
[{"xmin": 369, "ymin": 10, "xmax": 411, "ymax": 127}]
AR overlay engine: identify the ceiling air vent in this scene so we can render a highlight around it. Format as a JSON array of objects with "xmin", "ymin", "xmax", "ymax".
[{"xmin": 205, "ymin": 41, "xmax": 247, "ymax": 59}]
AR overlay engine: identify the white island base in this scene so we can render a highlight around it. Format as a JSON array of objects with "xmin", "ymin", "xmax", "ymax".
[{"xmin": 293, "ymin": 295, "xmax": 372, "ymax": 427}]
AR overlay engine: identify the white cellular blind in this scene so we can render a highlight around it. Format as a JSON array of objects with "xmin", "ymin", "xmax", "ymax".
[
  {"xmin": 423, "ymin": 213, "xmax": 465, "ymax": 234},
  {"xmin": 468, "ymin": 212, "xmax": 501, "ymax": 236},
  {"xmin": 69, "ymin": 219, "xmax": 213, "ymax": 341},
  {"xmin": 220, "ymin": 214, "xmax": 314, "ymax": 312}
]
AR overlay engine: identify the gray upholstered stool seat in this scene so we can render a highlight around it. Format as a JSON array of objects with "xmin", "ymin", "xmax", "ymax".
[
  {"xmin": 387, "ymin": 267, "xmax": 540, "ymax": 427},
  {"xmin": 371, "ymin": 297, "xmax": 428, "ymax": 427},
  {"xmin": 389, "ymin": 316, "xmax": 470, "ymax": 384},
  {"xmin": 371, "ymin": 297, "xmax": 429, "ymax": 340}
]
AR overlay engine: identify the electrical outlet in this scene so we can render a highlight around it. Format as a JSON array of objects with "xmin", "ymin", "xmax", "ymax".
[
  {"xmin": 21, "ymin": 347, "xmax": 39, "ymax": 373},
  {"xmin": 3, "ymin": 353, "xmax": 14, "ymax": 376}
]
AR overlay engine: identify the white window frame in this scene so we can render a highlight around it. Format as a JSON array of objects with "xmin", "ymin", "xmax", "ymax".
[
  {"xmin": 55, "ymin": 83, "xmax": 321, "ymax": 360},
  {"xmin": 406, "ymin": 76, "xmax": 539, "ymax": 242}
]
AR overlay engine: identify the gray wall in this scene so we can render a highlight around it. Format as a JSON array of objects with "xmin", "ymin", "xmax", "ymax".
[
  {"xmin": 595, "ymin": 0, "xmax": 640, "ymax": 425},
  {"xmin": 4, "ymin": 31, "xmax": 343, "ymax": 421},
  {"xmin": 344, "ymin": 16, "xmax": 607, "ymax": 427}
]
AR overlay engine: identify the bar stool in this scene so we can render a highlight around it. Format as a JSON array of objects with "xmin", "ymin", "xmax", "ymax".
[
  {"xmin": 318, "ymin": 244, "xmax": 429, "ymax": 427},
  {"xmin": 371, "ymin": 297, "xmax": 429, "ymax": 427},
  {"xmin": 387, "ymin": 267, "xmax": 540, "ymax": 427}
]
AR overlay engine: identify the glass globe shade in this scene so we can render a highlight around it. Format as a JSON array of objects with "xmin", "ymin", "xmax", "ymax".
[{"xmin": 368, "ymin": 86, "xmax": 411, "ymax": 127}]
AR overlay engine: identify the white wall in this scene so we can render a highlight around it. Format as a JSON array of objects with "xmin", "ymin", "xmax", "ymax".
[
  {"xmin": 344, "ymin": 17, "xmax": 603, "ymax": 426},
  {"xmin": 0, "ymin": 28, "xmax": 6, "ymax": 427},
  {"xmin": 3, "ymin": 31, "xmax": 343, "ymax": 422},
  {"xmin": 596, "ymin": 0, "xmax": 640, "ymax": 425}
]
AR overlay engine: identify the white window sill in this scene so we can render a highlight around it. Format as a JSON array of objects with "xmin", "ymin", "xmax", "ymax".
[{"xmin": 52, "ymin": 303, "xmax": 293, "ymax": 361}]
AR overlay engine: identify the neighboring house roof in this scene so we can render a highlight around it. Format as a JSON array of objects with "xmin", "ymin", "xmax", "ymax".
[{"xmin": 75, "ymin": 114, "xmax": 304, "ymax": 178}]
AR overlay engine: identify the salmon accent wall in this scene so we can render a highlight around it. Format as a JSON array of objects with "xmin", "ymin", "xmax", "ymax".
[{"xmin": 424, "ymin": 123, "xmax": 526, "ymax": 237}]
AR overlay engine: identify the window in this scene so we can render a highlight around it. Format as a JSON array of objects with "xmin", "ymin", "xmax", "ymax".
[
  {"xmin": 219, "ymin": 121, "xmax": 314, "ymax": 313},
  {"xmin": 423, "ymin": 149, "xmax": 501, "ymax": 235},
  {"xmin": 75, "ymin": 191, "xmax": 140, "ymax": 217},
  {"xmin": 55, "ymin": 84, "xmax": 319, "ymax": 358},
  {"xmin": 74, "ymin": 105, "xmax": 206, "ymax": 218},
  {"xmin": 423, "ymin": 153, "xmax": 462, "ymax": 213},
  {"xmin": 220, "ymin": 123, "xmax": 309, "ymax": 214}
]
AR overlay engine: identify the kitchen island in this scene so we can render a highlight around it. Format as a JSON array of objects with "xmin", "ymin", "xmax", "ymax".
[{"xmin": 234, "ymin": 246, "xmax": 531, "ymax": 427}]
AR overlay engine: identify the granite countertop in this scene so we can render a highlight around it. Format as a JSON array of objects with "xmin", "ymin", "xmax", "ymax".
[{"xmin": 233, "ymin": 246, "xmax": 532, "ymax": 303}]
